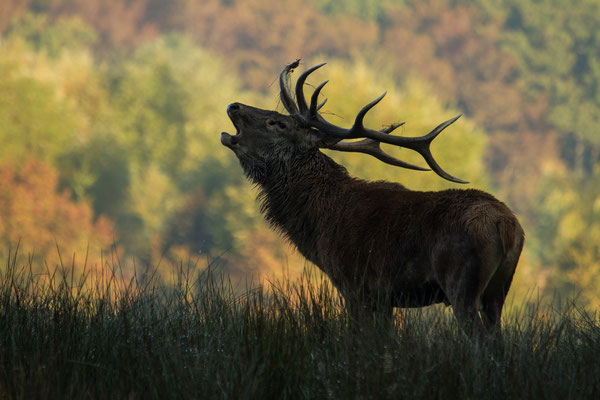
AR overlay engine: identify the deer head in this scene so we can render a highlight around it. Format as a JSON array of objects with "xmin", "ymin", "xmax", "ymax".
[{"xmin": 221, "ymin": 59, "xmax": 467, "ymax": 184}]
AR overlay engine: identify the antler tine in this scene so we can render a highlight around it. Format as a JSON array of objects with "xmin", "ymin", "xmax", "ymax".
[
  {"xmin": 279, "ymin": 59, "xmax": 300, "ymax": 114},
  {"xmin": 310, "ymin": 80, "xmax": 329, "ymax": 116},
  {"xmin": 382, "ymin": 122, "xmax": 405, "ymax": 134},
  {"xmin": 397, "ymin": 115, "xmax": 468, "ymax": 183},
  {"xmin": 350, "ymin": 92, "xmax": 387, "ymax": 136},
  {"xmin": 317, "ymin": 98, "xmax": 327, "ymax": 111},
  {"xmin": 329, "ymin": 139, "xmax": 430, "ymax": 171},
  {"xmin": 416, "ymin": 145, "xmax": 467, "ymax": 183},
  {"xmin": 418, "ymin": 114, "xmax": 462, "ymax": 142},
  {"xmin": 349, "ymin": 114, "xmax": 466, "ymax": 183},
  {"xmin": 295, "ymin": 62, "xmax": 327, "ymax": 114}
]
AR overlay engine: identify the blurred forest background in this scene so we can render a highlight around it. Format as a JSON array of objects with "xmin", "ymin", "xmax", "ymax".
[{"xmin": 0, "ymin": 0, "xmax": 599, "ymax": 309}]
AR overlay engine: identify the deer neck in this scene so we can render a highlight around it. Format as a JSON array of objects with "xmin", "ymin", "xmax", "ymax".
[{"xmin": 257, "ymin": 150, "xmax": 349, "ymax": 261}]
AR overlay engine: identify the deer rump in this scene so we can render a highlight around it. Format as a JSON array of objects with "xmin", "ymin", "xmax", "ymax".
[
  {"xmin": 221, "ymin": 60, "xmax": 524, "ymax": 335},
  {"xmin": 329, "ymin": 187, "xmax": 520, "ymax": 312}
]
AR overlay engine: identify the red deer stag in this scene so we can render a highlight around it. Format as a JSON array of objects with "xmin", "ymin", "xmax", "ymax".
[{"xmin": 220, "ymin": 60, "xmax": 524, "ymax": 335}]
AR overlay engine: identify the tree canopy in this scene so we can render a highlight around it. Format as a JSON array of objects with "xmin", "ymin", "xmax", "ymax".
[{"xmin": 1, "ymin": 0, "xmax": 599, "ymax": 308}]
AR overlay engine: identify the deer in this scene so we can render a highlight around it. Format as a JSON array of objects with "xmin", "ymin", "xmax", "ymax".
[{"xmin": 220, "ymin": 60, "xmax": 524, "ymax": 335}]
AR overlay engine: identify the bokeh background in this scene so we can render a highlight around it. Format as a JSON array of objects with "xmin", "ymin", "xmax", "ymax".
[{"xmin": 1, "ymin": 0, "xmax": 599, "ymax": 308}]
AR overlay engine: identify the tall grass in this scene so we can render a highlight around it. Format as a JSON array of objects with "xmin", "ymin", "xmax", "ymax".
[{"xmin": 0, "ymin": 251, "xmax": 599, "ymax": 399}]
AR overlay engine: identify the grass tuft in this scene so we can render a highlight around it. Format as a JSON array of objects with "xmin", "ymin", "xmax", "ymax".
[{"xmin": 0, "ymin": 254, "xmax": 599, "ymax": 399}]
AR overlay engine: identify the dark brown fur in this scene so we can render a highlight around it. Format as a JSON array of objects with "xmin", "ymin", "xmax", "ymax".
[{"xmin": 221, "ymin": 99, "xmax": 524, "ymax": 335}]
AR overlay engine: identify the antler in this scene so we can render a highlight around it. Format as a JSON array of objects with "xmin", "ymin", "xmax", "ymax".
[{"xmin": 279, "ymin": 61, "xmax": 468, "ymax": 184}]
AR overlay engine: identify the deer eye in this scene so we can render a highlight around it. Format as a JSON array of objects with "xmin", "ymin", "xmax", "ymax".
[{"xmin": 267, "ymin": 119, "xmax": 287, "ymax": 130}]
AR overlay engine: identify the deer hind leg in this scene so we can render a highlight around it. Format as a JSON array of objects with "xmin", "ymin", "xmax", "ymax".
[
  {"xmin": 433, "ymin": 244, "xmax": 488, "ymax": 337},
  {"xmin": 446, "ymin": 270, "xmax": 486, "ymax": 338},
  {"xmin": 480, "ymin": 243, "xmax": 521, "ymax": 333},
  {"xmin": 451, "ymin": 303, "xmax": 484, "ymax": 338}
]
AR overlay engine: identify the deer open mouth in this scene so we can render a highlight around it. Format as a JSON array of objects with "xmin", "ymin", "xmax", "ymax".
[
  {"xmin": 221, "ymin": 104, "xmax": 242, "ymax": 147},
  {"xmin": 220, "ymin": 128, "xmax": 240, "ymax": 147}
]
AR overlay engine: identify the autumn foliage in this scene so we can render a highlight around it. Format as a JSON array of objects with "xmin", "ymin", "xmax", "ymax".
[
  {"xmin": 0, "ymin": 160, "xmax": 114, "ymax": 269},
  {"xmin": 1, "ymin": 0, "xmax": 600, "ymax": 308}
]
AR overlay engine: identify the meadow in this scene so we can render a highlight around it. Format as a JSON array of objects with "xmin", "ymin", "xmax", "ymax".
[{"xmin": 1, "ymin": 252, "xmax": 598, "ymax": 399}]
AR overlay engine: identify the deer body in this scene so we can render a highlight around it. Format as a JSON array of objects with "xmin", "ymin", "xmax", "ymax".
[{"xmin": 221, "ymin": 61, "xmax": 524, "ymax": 334}]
